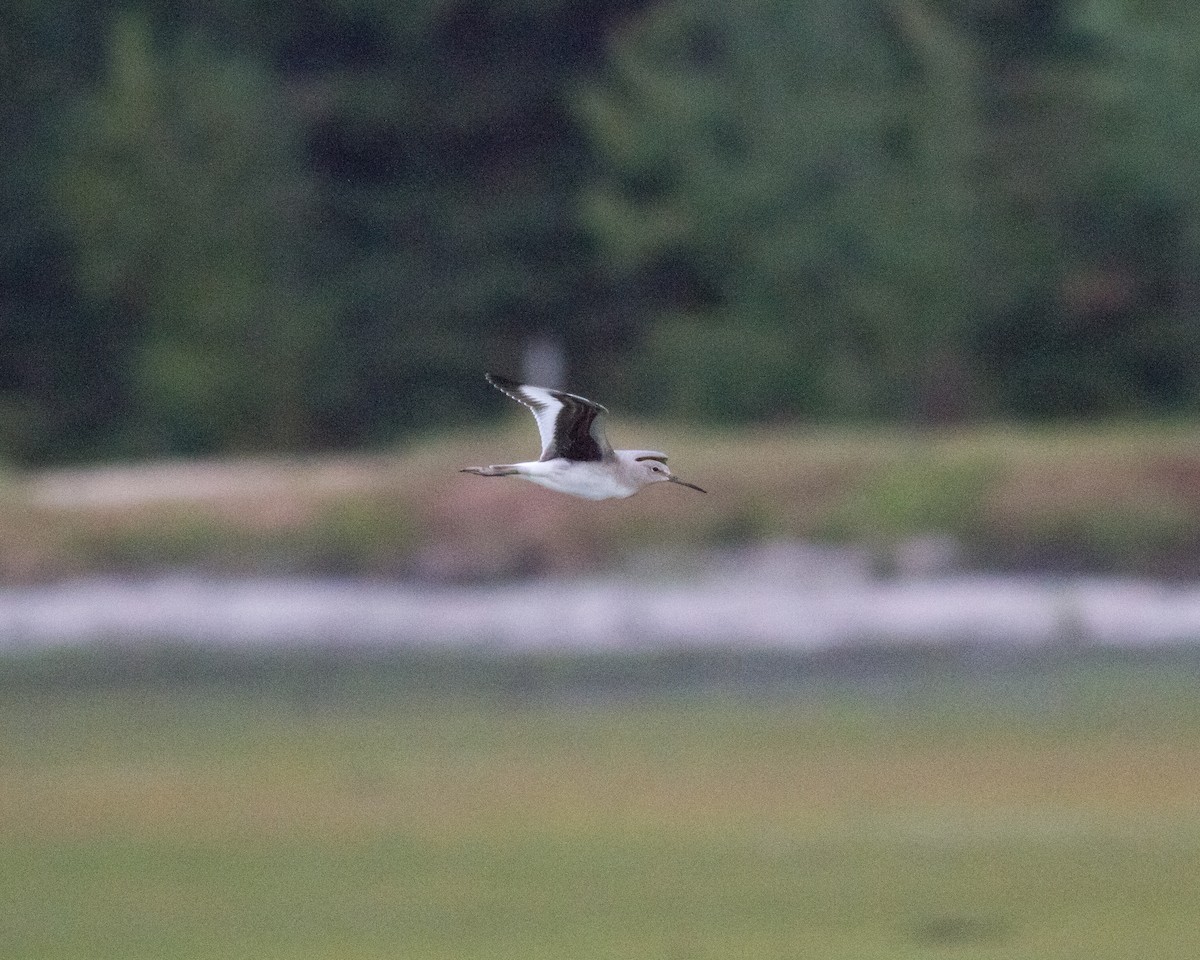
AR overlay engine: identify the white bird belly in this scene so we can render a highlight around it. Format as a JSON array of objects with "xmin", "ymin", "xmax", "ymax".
[{"xmin": 517, "ymin": 459, "xmax": 637, "ymax": 500}]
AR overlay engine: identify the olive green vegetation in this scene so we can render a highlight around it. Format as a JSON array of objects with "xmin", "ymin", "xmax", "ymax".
[
  {"xmin": 7, "ymin": 421, "xmax": 1200, "ymax": 579},
  {"xmin": 6, "ymin": 1, "xmax": 1200, "ymax": 464},
  {"xmin": 2, "ymin": 651, "xmax": 1200, "ymax": 960}
]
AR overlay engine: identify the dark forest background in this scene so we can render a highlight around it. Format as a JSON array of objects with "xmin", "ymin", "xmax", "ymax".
[{"xmin": 3, "ymin": 0, "xmax": 1199, "ymax": 466}]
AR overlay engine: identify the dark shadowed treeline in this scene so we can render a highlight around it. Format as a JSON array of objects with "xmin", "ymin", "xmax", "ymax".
[{"xmin": 3, "ymin": 0, "xmax": 1199, "ymax": 464}]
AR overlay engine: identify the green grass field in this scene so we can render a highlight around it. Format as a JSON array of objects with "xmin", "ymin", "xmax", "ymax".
[{"xmin": 2, "ymin": 653, "xmax": 1200, "ymax": 959}]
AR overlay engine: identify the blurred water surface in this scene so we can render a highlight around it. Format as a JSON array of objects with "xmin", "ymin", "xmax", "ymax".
[{"xmin": 4, "ymin": 543, "xmax": 1200, "ymax": 651}]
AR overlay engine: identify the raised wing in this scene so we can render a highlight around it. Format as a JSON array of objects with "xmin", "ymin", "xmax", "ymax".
[{"xmin": 486, "ymin": 373, "xmax": 613, "ymax": 462}]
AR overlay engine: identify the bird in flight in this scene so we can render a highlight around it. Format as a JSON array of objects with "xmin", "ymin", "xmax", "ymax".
[{"xmin": 461, "ymin": 373, "xmax": 706, "ymax": 500}]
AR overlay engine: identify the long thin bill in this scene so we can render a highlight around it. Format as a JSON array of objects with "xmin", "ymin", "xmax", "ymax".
[{"xmin": 668, "ymin": 476, "xmax": 707, "ymax": 493}]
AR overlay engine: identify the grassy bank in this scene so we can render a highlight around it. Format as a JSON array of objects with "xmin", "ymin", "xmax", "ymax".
[
  {"xmin": 2, "ymin": 653, "xmax": 1199, "ymax": 959},
  {"xmin": 4, "ymin": 420, "xmax": 1200, "ymax": 579}
]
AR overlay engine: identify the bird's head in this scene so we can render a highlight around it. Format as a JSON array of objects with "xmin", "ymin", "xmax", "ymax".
[{"xmin": 632, "ymin": 453, "xmax": 706, "ymax": 493}]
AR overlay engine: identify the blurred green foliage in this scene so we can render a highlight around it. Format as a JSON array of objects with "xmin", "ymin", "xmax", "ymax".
[
  {"xmin": 57, "ymin": 15, "xmax": 332, "ymax": 453},
  {"xmin": 3, "ymin": 0, "xmax": 1200, "ymax": 464}
]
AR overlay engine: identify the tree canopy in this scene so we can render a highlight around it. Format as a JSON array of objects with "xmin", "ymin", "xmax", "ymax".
[{"xmin": 2, "ymin": 0, "xmax": 1199, "ymax": 464}]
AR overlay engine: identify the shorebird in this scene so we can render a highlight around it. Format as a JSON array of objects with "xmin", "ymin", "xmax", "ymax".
[{"xmin": 461, "ymin": 373, "xmax": 706, "ymax": 500}]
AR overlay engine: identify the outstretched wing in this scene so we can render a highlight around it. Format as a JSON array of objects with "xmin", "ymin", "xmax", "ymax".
[{"xmin": 486, "ymin": 373, "xmax": 613, "ymax": 462}]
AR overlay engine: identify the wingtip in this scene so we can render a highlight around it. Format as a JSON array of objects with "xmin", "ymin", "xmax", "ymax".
[{"xmin": 480, "ymin": 372, "xmax": 513, "ymax": 391}]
